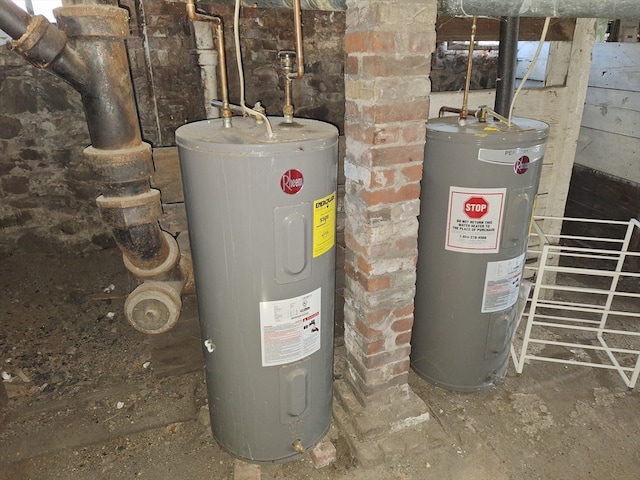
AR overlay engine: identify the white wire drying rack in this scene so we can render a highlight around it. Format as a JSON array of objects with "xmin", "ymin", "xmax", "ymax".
[{"xmin": 511, "ymin": 216, "xmax": 640, "ymax": 389}]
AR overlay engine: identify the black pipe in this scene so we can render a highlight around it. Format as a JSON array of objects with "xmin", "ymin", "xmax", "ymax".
[
  {"xmin": 55, "ymin": 6, "xmax": 142, "ymax": 150},
  {"xmin": 0, "ymin": 0, "xmax": 182, "ymax": 278},
  {"xmin": 0, "ymin": 0, "xmax": 32, "ymax": 39},
  {"xmin": 494, "ymin": 16, "xmax": 519, "ymax": 117}
]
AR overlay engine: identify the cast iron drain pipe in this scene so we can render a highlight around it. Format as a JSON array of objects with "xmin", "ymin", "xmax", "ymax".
[{"xmin": 0, "ymin": 0, "xmax": 191, "ymax": 334}]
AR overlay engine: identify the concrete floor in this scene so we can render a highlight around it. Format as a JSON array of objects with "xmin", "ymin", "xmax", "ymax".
[{"xmin": 1, "ymin": 248, "xmax": 639, "ymax": 479}]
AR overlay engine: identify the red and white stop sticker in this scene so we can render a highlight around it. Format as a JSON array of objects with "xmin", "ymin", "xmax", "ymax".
[
  {"xmin": 464, "ymin": 196, "xmax": 489, "ymax": 219},
  {"xmin": 514, "ymin": 155, "xmax": 530, "ymax": 175},
  {"xmin": 280, "ymin": 169, "xmax": 304, "ymax": 194}
]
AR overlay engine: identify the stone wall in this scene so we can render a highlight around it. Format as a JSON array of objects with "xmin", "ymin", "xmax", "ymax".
[
  {"xmin": 0, "ymin": 48, "xmax": 110, "ymax": 255},
  {"xmin": 208, "ymin": 4, "xmax": 346, "ymax": 132},
  {"xmin": 0, "ymin": 1, "xmax": 346, "ymax": 255},
  {"xmin": 431, "ymin": 47, "xmax": 499, "ymax": 92}
]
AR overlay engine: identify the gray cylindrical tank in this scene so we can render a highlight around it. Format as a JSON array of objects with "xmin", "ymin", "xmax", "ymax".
[
  {"xmin": 411, "ymin": 116, "xmax": 548, "ymax": 392},
  {"xmin": 176, "ymin": 117, "xmax": 338, "ymax": 463}
]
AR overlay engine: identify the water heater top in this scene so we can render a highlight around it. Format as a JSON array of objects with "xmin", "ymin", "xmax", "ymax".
[
  {"xmin": 175, "ymin": 116, "xmax": 338, "ymax": 154},
  {"xmin": 427, "ymin": 116, "xmax": 549, "ymax": 145}
]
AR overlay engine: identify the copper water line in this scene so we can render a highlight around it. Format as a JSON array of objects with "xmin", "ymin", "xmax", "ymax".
[
  {"xmin": 288, "ymin": 0, "xmax": 304, "ymax": 80},
  {"xmin": 459, "ymin": 15, "xmax": 477, "ymax": 125},
  {"xmin": 186, "ymin": 0, "xmax": 232, "ymax": 126}
]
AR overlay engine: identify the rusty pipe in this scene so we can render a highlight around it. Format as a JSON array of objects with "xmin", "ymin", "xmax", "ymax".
[
  {"xmin": 1, "ymin": 0, "xmax": 35, "ymax": 39},
  {"xmin": 186, "ymin": 0, "xmax": 232, "ymax": 126},
  {"xmin": 1, "ymin": 6, "xmax": 89, "ymax": 93},
  {"xmin": 0, "ymin": 1, "xmax": 188, "ymax": 333}
]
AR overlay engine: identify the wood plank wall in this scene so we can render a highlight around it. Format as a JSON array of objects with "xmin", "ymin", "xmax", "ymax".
[{"xmin": 575, "ymin": 43, "xmax": 640, "ymax": 184}]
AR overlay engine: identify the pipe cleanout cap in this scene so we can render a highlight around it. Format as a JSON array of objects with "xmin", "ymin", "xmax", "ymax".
[{"xmin": 125, "ymin": 280, "xmax": 182, "ymax": 334}]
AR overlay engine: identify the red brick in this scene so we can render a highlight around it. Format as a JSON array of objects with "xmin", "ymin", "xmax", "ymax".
[
  {"xmin": 344, "ymin": 232, "xmax": 366, "ymax": 255},
  {"xmin": 309, "ymin": 436, "xmax": 337, "ymax": 469},
  {"xmin": 362, "ymin": 346, "xmax": 411, "ymax": 369},
  {"xmin": 362, "ymin": 102, "xmax": 430, "ymax": 124},
  {"xmin": 363, "ymin": 274, "xmax": 391, "ymax": 292},
  {"xmin": 371, "ymin": 32, "xmax": 396, "ymax": 52},
  {"xmin": 395, "ymin": 236, "xmax": 417, "ymax": 253},
  {"xmin": 344, "ymin": 31, "xmax": 396, "ymax": 53},
  {"xmin": 362, "ymin": 54, "xmax": 431, "ymax": 77},
  {"xmin": 354, "ymin": 317, "xmax": 383, "ymax": 339},
  {"xmin": 373, "ymin": 127, "xmax": 401, "ymax": 145},
  {"xmin": 395, "ymin": 331, "xmax": 412, "ymax": 346},
  {"xmin": 364, "ymin": 337, "xmax": 387, "ymax": 355},
  {"xmin": 391, "ymin": 317, "xmax": 414, "ymax": 333},
  {"xmin": 408, "ymin": 31, "xmax": 436, "ymax": 53},
  {"xmin": 345, "ymin": 100, "xmax": 360, "ymax": 119},
  {"xmin": 345, "ymin": 123, "xmax": 374, "ymax": 143},
  {"xmin": 370, "ymin": 144, "xmax": 424, "ymax": 167},
  {"xmin": 402, "ymin": 122, "xmax": 427, "ymax": 143},
  {"xmin": 345, "ymin": 55, "xmax": 359, "ymax": 75},
  {"xmin": 360, "ymin": 182, "xmax": 421, "ymax": 206},
  {"xmin": 356, "ymin": 254, "xmax": 373, "ymax": 275},
  {"xmin": 401, "ymin": 163, "xmax": 423, "ymax": 182},
  {"xmin": 370, "ymin": 168, "xmax": 395, "ymax": 187},
  {"xmin": 394, "ymin": 303, "xmax": 415, "ymax": 318},
  {"xmin": 344, "ymin": 31, "xmax": 366, "ymax": 53},
  {"xmin": 388, "ymin": 358, "xmax": 411, "ymax": 376},
  {"xmin": 363, "ymin": 308, "xmax": 392, "ymax": 327}
]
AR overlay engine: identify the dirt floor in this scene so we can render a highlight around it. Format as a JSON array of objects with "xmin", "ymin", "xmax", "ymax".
[{"xmin": 1, "ymin": 247, "xmax": 640, "ymax": 479}]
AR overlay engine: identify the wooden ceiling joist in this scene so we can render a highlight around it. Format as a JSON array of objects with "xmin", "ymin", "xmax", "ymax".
[{"xmin": 436, "ymin": 16, "xmax": 576, "ymax": 42}]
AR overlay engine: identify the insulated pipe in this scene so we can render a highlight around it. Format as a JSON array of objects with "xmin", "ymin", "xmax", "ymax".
[
  {"xmin": 192, "ymin": 21, "xmax": 220, "ymax": 119},
  {"xmin": 0, "ymin": 1, "xmax": 188, "ymax": 334},
  {"xmin": 494, "ymin": 17, "xmax": 519, "ymax": 117},
  {"xmin": 438, "ymin": 0, "xmax": 640, "ymax": 19}
]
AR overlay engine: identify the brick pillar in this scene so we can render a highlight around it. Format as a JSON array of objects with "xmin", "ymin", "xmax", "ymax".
[{"xmin": 332, "ymin": 0, "xmax": 437, "ymax": 464}]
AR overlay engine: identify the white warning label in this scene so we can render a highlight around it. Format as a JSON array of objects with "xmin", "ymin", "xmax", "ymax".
[
  {"xmin": 259, "ymin": 288, "xmax": 321, "ymax": 367},
  {"xmin": 445, "ymin": 186, "xmax": 506, "ymax": 253},
  {"xmin": 481, "ymin": 254, "xmax": 526, "ymax": 313}
]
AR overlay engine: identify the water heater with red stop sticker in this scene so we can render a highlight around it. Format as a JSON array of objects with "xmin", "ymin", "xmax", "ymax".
[{"xmin": 411, "ymin": 115, "xmax": 549, "ymax": 392}]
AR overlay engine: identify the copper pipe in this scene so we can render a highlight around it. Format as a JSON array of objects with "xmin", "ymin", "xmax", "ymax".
[
  {"xmin": 287, "ymin": 0, "xmax": 304, "ymax": 80},
  {"xmin": 459, "ymin": 15, "xmax": 477, "ymax": 124},
  {"xmin": 186, "ymin": 0, "xmax": 232, "ymax": 125}
]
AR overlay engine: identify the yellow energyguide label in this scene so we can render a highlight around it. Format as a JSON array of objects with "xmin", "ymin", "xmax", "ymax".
[{"xmin": 313, "ymin": 191, "xmax": 336, "ymax": 258}]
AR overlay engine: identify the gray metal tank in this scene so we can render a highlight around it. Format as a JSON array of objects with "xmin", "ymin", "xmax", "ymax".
[
  {"xmin": 411, "ymin": 115, "xmax": 548, "ymax": 392},
  {"xmin": 175, "ymin": 117, "xmax": 338, "ymax": 463}
]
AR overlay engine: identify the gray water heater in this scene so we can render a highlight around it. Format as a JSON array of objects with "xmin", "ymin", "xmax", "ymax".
[
  {"xmin": 175, "ymin": 117, "xmax": 338, "ymax": 463},
  {"xmin": 411, "ymin": 115, "xmax": 549, "ymax": 392}
]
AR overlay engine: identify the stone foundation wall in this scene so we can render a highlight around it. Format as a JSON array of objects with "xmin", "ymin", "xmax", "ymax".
[
  {"xmin": 0, "ymin": 49, "xmax": 110, "ymax": 255},
  {"xmin": 0, "ymin": 1, "xmax": 345, "ymax": 254}
]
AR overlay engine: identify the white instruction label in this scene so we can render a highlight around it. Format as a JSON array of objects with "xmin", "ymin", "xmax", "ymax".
[
  {"xmin": 259, "ymin": 288, "xmax": 321, "ymax": 367},
  {"xmin": 446, "ymin": 186, "xmax": 506, "ymax": 253},
  {"xmin": 481, "ymin": 253, "xmax": 526, "ymax": 313}
]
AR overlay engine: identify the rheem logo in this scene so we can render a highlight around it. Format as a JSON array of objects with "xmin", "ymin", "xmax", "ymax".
[{"xmin": 280, "ymin": 169, "xmax": 304, "ymax": 194}]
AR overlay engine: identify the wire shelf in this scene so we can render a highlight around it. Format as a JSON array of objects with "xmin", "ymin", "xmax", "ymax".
[{"xmin": 511, "ymin": 216, "xmax": 640, "ymax": 389}]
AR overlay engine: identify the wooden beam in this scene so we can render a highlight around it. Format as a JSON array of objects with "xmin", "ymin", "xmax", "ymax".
[{"xmin": 436, "ymin": 16, "xmax": 576, "ymax": 42}]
